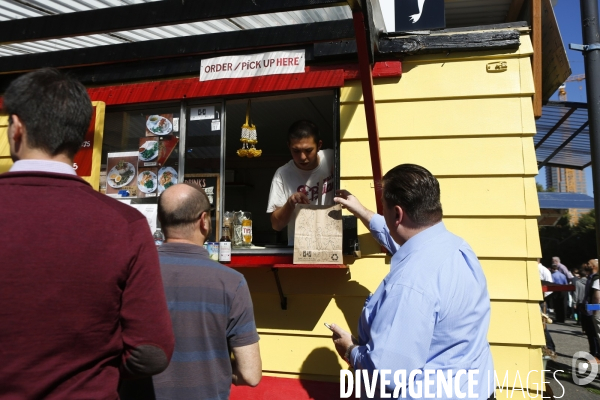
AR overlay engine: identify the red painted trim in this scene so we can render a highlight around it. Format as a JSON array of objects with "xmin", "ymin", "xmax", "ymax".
[
  {"xmin": 352, "ymin": 11, "xmax": 384, "ymax": 216},
  {"xmin": 226, "ymin": 255, "xmax": 347, "ymax": 269},
  {"xmin": 273, "ymin": 263, "xmax": 347, "ymax": 269},
  {"xmin": 542, "ymin": 284, "xmax": 575, "ymax": 292},
  {"xmin": 87, "ymin": 69, "xmax": 345, "ymax": 106},
  {"xmin": 307, "ymin": 61, "xmax": 401, "ymax": 80},
  {"xmin": 227, "ymin": 255, "xmax": 294, "ymax": 267},
  {"xmin": 230, "ymin": 376, "xmax": 342, "ymax": 400},
  {"xmin": 0, "ymin": 62, "xmax": 401, "ymax": 108}
]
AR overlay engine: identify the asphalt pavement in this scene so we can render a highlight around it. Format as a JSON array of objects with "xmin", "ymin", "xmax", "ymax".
[{"xmin": 545, "ymin": 317, "xmax": 600, "ymax": 399}]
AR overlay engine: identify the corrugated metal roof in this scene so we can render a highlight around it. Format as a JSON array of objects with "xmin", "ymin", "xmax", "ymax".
[
  {"xmin": 0, "ymin": 0, "xmax": 352, "ymax": 57},
  {"xmin": 535, "ymin": 101, "xmax": 591, "ymax": 169},
  {"xmin": 538, "ymin": 192, "xmax": 595, "ymax": 209},
  {"xmin": 0, "ymin": 0, "xmax": 518, "ymax": 58}
]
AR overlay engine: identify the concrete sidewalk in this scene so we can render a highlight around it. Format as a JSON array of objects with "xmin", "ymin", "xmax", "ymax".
[{"xmin": 545, "ymin": 318, "xmax": 600, "ymax": 399}]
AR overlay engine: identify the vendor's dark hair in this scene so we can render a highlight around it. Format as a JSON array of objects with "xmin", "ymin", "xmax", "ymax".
[
  {"xmin": 288, "ymin": 120, "xmax": 320, "ymax": 143},
  {"xmin": 3, "ymin": 68, "xmax": 92, "ymax": 158},
  {"xmin": 382, "ymin": 164, "xmax": 443, "ymax": 227}
]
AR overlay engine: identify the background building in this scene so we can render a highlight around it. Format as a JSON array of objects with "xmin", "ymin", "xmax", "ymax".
[{"xmin": 546, "ymin": 167, "xmax": 590, "ymax": 223}]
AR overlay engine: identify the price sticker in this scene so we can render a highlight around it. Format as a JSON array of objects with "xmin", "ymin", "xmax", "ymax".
[{"xmin": 211, "ymin": 119, "xmax": 221, "ymax": 131}]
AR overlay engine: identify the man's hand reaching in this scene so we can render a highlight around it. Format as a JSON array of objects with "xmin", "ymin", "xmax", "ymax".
[{"xmin": 334, "ymin": 190, "xmax": 375, "ymax": 229}]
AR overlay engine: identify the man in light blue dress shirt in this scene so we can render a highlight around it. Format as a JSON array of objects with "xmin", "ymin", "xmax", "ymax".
[{"xmin": 330, "ymin": 164, "xmax": 495, "ymax": 399}]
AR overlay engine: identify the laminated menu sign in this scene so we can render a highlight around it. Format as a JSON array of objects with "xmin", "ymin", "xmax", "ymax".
[
  {"xmin": 138, "ymin": 135, "xmax": 178, "ymax": 168},
  {"xmin": 145, "ymin": 114, "xmax": 174, "ymax": 137},
  {"xmin": 106, "ymin": 152, "xmax": 138, "ymax": 197},
  {"xmin": 136, "ymin": 167, "xmax": 158, "ymax": 198},
  {"xmin": 293, "ymin": 204, "xmax": 343, "ymax": 264}
]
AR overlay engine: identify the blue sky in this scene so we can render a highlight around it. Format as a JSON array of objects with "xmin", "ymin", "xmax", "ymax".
[{"xmin": 534, "ymin": 1, "xmax": 595, "ymax": 196}]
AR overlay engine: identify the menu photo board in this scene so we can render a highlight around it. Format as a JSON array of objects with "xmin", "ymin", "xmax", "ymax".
[
  {"xmin": 145, "ymin": 114, "xmax": 175, "ymax": 137},
  {"xmin": 106, "ymin": 152, "xmax": 138, "ymax": 197},
  {"xmin": 136, "ymin": 166, "xmax": 158, "ymax": 198},
  {"xmin": 138, "ymin": 135, "xmax": 179, "ymax": 168}
]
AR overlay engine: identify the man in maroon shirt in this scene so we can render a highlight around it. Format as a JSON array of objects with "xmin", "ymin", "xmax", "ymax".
[{"xmin": 0, "ymin": 68, "xmax": 175, "ymax": 399}]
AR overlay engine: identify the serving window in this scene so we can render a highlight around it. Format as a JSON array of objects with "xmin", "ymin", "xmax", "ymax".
[{"xmin": 99, "ymin": 90, "xmax": 339, "ymax": 249}]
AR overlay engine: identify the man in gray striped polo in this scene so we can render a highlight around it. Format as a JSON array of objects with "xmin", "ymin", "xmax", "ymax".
[{"xmin": 154, "ymin": 183, "xmax": 261, "ymax": 399}]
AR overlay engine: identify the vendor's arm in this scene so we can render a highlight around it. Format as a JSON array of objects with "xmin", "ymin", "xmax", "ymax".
[{"xmin": 270, "ymin": 192, "xmax": 310, "ymax": 231}]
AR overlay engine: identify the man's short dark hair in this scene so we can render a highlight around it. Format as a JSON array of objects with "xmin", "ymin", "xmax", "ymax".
[
  {"xmin": 288, "ymin": 120, "xmax": 320, "ymax": 143},
  {"xmin": 3, "ymin": 68, "xmax": 92, "ymax": 158},
  {"xmin": 382, "ymin": 164, "xmax": 443, "ymax": 227},
  {"xmin": 158, "ymin": 183, "xmax": 211, "ymax": 237}
]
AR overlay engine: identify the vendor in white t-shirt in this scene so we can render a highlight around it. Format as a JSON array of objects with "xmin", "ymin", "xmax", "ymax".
[{"xmin": 267, "ymin": 120, "xmax": 334, "ymax": 245}]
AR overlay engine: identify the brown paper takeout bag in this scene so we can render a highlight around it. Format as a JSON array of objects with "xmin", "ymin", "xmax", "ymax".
[{"xmin": 293, "ymin": 204, "xmax": 343, "ymax": 264}]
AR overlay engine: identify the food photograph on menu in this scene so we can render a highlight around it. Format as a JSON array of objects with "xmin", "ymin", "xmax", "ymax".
[
  {"xmin": 145, "ymin": 114, "xmax": 173, "ymax": 136},
  {"xmin": 106, "ymin": 152, "xmax": 139, "ymax": 197},
  {"xmin": 138, "ymin": 138, "xmax": 159, "ymax": 164},
  {"xmin": 137, "ymin": 167, "xmax": 158, "ymax": 198},
  {"xmin": 158, "ymin": 166, "xmax": 178, "ymax": 194}
]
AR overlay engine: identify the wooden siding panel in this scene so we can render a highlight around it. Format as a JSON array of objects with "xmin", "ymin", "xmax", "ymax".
[
  {"xmin": 341, "ymin": 138, "xmax": 527, "ymax": 178},
  {"xmin": 341, "ymin": 58, "xmax": 525, "ymax": 103},
  {"xmin": 340, "ymin": 98, "xmax": 531, "ymax": 140},
  {"xmin": 444, "ymin": 218, "xmax": 528, "ymax": 259},
  {"xmin": 259, "ymin": 334, "xmax": 345, "ymax": 377},
  {"xmin": 527, "ymin": 260, "xmax": 544, "ymax": 302},
  {"xmin": 342, "ymin": 177, "xmax": 538, "ymax": 217},
  {"xmin": 519, "ymin": 56, "xmax": 536, "ymax": 96},
  {"xmin": 482, "ymin": 260, "xmax": 529, "ymax": 301},
  {"xmin": 520, "ymin": 97, "xmax": 537, "ymax": 135},
  {"xmin": 522, "ymin": 137, "xmax": 539, "ymax": 176},
  {"xmin": 528, "ymin": 302, "xmax": 546, "ymax": 346},
  {"xmin": 525, "ymin": 218, "xmax": 543, "ymax": 258},
  {"xmin": 524, "ymin": 178, "xmax": 541, "ymax": 216},
  {"xmin": 489, "ymin": 302, "xmax": 531, "ymax": 345}
]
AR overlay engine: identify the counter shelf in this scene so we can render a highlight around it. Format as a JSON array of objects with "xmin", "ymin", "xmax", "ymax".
[{"xmin": 226, "ymin": 250, "xmax": 347, "ymax": 310}]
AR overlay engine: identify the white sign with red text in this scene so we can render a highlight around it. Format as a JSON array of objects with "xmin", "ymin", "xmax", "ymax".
[{"xmin": 200, "ymin": 50, "xmax": 305, "ymax": 82}]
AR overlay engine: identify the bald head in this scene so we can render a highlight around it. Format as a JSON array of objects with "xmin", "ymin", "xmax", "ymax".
[{"xmin": 158, "ymin": 183, "xmax": 211, "ymax": 240}]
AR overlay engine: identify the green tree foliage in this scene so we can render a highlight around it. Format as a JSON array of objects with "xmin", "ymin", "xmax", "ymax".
[{"xmin": 539, "ymin": 209, "xmax": 597, "ymax": 269}]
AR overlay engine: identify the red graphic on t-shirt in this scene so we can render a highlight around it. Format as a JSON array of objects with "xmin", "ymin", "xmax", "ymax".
[{"xmin": 297, "ymin": 175, "xmax": 333, "ymax": 201}]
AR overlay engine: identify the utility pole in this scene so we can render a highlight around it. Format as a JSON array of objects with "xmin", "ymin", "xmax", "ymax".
[{"xmin": 573, "ymin": 0, "xmax": 600, "ymax": 256}]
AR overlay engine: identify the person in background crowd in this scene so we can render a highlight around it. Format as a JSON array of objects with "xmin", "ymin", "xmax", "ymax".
[
  {"xmin": 329, "ymin": 164, "xmax": 494, "ymax": 399},
  {"xmin": 550, "ymin": 264, "xmax": 568, "ymax": 323},
  {"xmin": 0, "ymin": 68, "xmax": 175, "ymax": 398},
  {"xmin": 267, "ymin": 120, "xmax": 334, "ymax": 245},
  {"xmin": 577, "ymin": 264, "xmax": 592, "ymax": 339},
  {"xmin": 552, "ymin": 256, "xmax": 573, "ymax": 282},
  {"xmin": 538, "ymin": 258, "xmax": 555, "ymax": 353},
  {"xmin": 584, "ymin": 260, "xmax": 600, "ymax": 361},
  {"xmin": 572, "ymin": 268, "xmax": 582, "ymax": 322},
  {"xmin": 588, "ymin": 259, "xmax": 600, "ymax": 363},
  {"xmin": 122, "ymin": 183, "xmax": 262, "ymax": 400}
]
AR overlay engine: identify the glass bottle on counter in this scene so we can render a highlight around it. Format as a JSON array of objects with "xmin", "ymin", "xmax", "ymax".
[
  {"xmin": 219, "ymin": 225, "xmax": 231, "ymax": 263},
  {"xmin": 233, "ymin": 211, "xmax": 244, "ymax": 247},
  {"xmin": 242, "ymin": 211, "xmax": 252, "ymax": 246},
  {"xmin": 153, "ymin": 228, "xmax": 165, "ymax": 247}
]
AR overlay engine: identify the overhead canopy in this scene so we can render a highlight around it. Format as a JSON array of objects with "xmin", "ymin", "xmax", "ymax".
[
  {"xmin": 535, "ymin": 101, "xmax": 590, "ymax": 169},
  {"xmin": 0, "ymin": 0, "xmax": 517, "ymax": 59},
  {"xmin": 538, "ymin": 192, "xmax": 595, "ymax": 209}
]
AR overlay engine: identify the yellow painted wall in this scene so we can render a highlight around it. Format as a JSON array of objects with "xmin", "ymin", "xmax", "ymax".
[{"xmin": 243, "ymin": 32, "xmax": 545, "ymax": 396}]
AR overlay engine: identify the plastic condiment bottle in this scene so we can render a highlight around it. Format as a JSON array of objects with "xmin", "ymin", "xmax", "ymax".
[{"xmin": 219, "ymin": 225, "xmax": 232, "ymax": 263}]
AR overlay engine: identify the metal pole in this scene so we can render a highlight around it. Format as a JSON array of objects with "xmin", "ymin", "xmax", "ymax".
[{"xmin": 580, "ymin": 0, "xmax": 600, "ymax": 257}]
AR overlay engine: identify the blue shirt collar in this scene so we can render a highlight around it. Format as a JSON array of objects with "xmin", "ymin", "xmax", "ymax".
[{"xmin": 392, "ymin": 221, "xmax": 447, "ymax": 263}]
